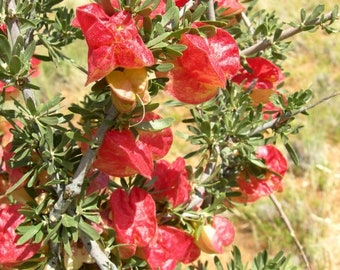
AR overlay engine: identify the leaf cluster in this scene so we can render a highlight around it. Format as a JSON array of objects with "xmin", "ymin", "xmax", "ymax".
[
  {"xmin": 0, "ymin": 0, "xmax": 338, "ymax": 269},
  {"xmin": 183, "ymin": 246, "xmax": 296, "ymax": 270},
  {"xmin": 179, "ymin": 83, "xmax": 319, "ymax": 205},
  {"xmin": 225, "ymin": 246, "xmax": 296, "ymax": 270},
  {"xmin": 1, "ymin": 94, "xmax": 80, "ymax": 195}
]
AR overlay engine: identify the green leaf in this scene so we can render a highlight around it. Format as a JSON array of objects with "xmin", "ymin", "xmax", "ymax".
[
  {"xmin": 307, "ymin": 4, "xmax": 325, "ymax": 22},
  {"xmin": 137, "ymin": 0, "xmax": 161, "ymax": 12},
  {"xmin": 17, "ymin": 223, "xmax": 43, "ymax": 245},
  {"xmin": 12, "ymin": 35, "xmax": 25, "ymax": 56},
  {"xmin": 9, "ymin": 55, "xmax": 22, "ymax": 74},
  {"xmin": 78, "ymin": 218, "xmax": 100, "ymax": 241},
  {"xmin": 39, "ymin": 116, "xmax": 60, "ymax": 125},
  {"xmin": 24, "ymin": 41, "xmax": 36, "ymax": 62},
  {"xmin": 214, "ymin": 256, "xmax": 223, "ymax": 270},
  {"xmin": 0, "ymin": 34, "xmax": 11, "ymax": 62},
  {"xmin": 62, "ymin": 227, "xmax": 73, "ymax": 256},
  {"xmin": 164, "ymin": 44, "xmax": 187, "ymax": 57},
  {"xmin": 6, "ymin": 169, "xmax": 34, "ymax": 194},
  {"xmin": 300, "ymin": 8, "xmax": 307, "ymax": 22},
  {"xmin": 284, "ymin": 141, "xmax": 299, "ymax": 166},
  {"xmin": 26, "ymin": 83, "xmax": 40, "ymax": 90},
  {"xmin": 273, "ymin": 28, "xmax": 283, "ymax": 42},
  {"xmin": 167, "ymin": 43, "xmax": 187, "ymax": 52},
  {"xmin": 26, "ymin": 97, "xmax": 38, "ymax": 115},
  {"xmin": 65, "ymin": 130, "xmax": 89, "ymax": 143},
  {"xmin": 35, "ymin": 230, "xmax": 44, "ymax": 243},
  {"xmin": 147, "ymin": 32, "xmax": 171, "ymax": 48},
  {"xmin": 39, "ymin": 93, "xmax": 64, "ymax": 113},
  {"xmin": 135, "ymin": 117, "xmax": 173, "ymax": 131},
  {"xmin": 161, "ymin": 6, "xmax": 179, "ymax": 28},
  {"xmin": 61, "ymin": 214, "xmax": 78, "ymax": 228},
  {"xmin": 164, "ymin": 47, "xmax": 183, "ymax": 57},
  {"xmin": 44, "ymin": 220, "xmax": 62, "ymax": 244},
  {"xmin": 191, "ymin": 4, "xmax": 207, "ymax": 22},
  {"xmin": 82, "ymin": 213, "xmax": 100, "ymax": 223},
  {"xmin": 197, "ymin": 25, "xmax": 217, "ymax": 38},
  {"xmin": 155, "ymin": 62, "xmax": 174, "ymax": 72},
  {"xmin": 249, "ymin": 157, "xmax": 267, "ymax": 169},
  {"xmin": 331, "ymin": 5, "xmax": 339, "ymax": 23},
  {"xmin": 82, "ymin": 194, "xmax": 99, "ymax": 210},
  {"xmin": 27, "ymin": 167, "xmax": 38, "ymax": 188}
]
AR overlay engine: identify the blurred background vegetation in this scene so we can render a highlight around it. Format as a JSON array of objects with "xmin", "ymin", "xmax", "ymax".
[{"xmin": 30, "ymin": 0, "xmax": 340, "ymax": 269}]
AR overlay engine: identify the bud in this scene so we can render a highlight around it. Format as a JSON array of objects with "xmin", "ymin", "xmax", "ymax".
[
  {"xmin": 195, "ymin": 215, "xmax": 235, "ymax": 254},
  {"xmin": 106, "ymin": 68, "xmax": 150, "ymax": 113}
]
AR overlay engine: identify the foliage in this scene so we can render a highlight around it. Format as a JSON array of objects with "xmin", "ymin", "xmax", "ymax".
[{"xmin": 0, "ymin": 0, "xmax": 338, "ymax": 269}]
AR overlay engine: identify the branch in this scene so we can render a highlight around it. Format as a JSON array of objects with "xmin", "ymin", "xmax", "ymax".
[
  {"xmin": 206, "ymin": 0, "xmax": 216, "ymax": 21},
  {"xmin": 7, "ymin": 0, "xmax": 37, "ymax": 106},
  {"xmin": 179, "ymin": 0, "xmax": 195, "ymax": 18},
  {"xmin": 80, "ymin": 232, "xmax": 118, "ymax": 270},
  {"xmin": 247, "ymin": 91, "xmax": 340, "ymax": 136},
  {"xmin": 241, "ymin": 11, "xmax": 335, "ymax": 56},
  {"xmin": 48, "ymin": 105, "xmax": 118, "ymax": 269},
  {"xmin": 269, "ymin": 194, "xmax": 311, "ymax": 270},
  {"xmin": 49, "ymin": 105, "xmax": 118, "ymax": 224},
  {"xmin": 241, "ymin": 12, "xmax": 255, "ymax": 35},
  {"xmin": 45, "ymin": 242, "xmax": 61, "ymax": 270}
]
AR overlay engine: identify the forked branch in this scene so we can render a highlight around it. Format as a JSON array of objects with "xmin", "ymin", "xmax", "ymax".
[{"xmin": 241, "ymin": 10, "xmax": 336, "ymax": 56}]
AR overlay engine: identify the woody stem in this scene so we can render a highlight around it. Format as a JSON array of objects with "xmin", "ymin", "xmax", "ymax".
[
  {"xmin": 7, "ymin": 0, "xmax": 37, "ymax": 106},
  {"xmin": 269, "ymin": 194, "xmax": 311, "ymax": 270},
  {"xmin": 241, "ymin": 11, "xmax": 334, "ymax": 56}
]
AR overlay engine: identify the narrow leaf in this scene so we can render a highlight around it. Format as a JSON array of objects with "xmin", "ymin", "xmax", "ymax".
[
  {"xmin": 135, "ymin": 117, "xmax": 173, "ymax": 131},
  {"xmin": 161, "ymin": 6, "xmax": 179, "ymax": 28},
  {"xmin": 9, "ymin": 55, "xmax": 22, "ymax": 74},
  {"xmin": 147, "ymin": 32, "xmax": 171, "ymax": 48},
  {"xmin": 17, "ymin": 223, "xmax": 43, "ymax": 245},
  {"xmin": 61, "ymin": 214, "xmax": 78, "ymax": 228},
  {"xmin": 24, "ymin": 41, "xmax": 36, "ymax": 61},
  {"xmin": 155, "ymin": 63, "xmax": 174, "ymax": 72},
  {"xmin": 0, "ymin": 34, "xmax": 11, "ymax": 62},
  {"xmin": 62, "ymin": 227, "xmax": 73, "ymax": 256},
  {"xmin": 6, "ymin": 169, "xmax": 34, "ymax": 194},
  {"xmin": 284, "ymin": 141, "xmax": 299, "ymax": 166},
  {"xmin": 78, "ymin": 218, "xmax": 100, "ymax": 241}
]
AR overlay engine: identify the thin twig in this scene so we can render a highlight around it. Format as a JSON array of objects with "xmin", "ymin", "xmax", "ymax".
[
  {"xmin": 247, "ymin": 91, "xmax": 340, "ymax": 136},
  {"xmin": 48, "ymin": 104, "xmax": 118, "ymax": 269},
  {"xmin": 80, "ymin": 231, "xmax": 118, "ymax": 270},
  {"xmin": 206, "ymin": 0, "xmax": 216, "ymax": 21},
  {"xmin": 49, "ymin": 105, "xmax": 118, "ymax": 224},
  {"xmin": 269, "ymin": 194, "xmax": 311, "ymax": 270},
  {"xmin": 45, "ymin": 242, "xmax": 61, "ymax": 270},
  {"xmin": 7, "ymin": 0, "xmax": 37, "ymax": 106},
  {"xmin": 241, "ymin": 12, "xmax": 255, "ymax": 35},
  {"xmin": 179, "ymin": 0, "xmax": 195, "ymax": 18},
  {"xmin": 241, "ymin": 11, "xmax": 334, "ymax": 56}
]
